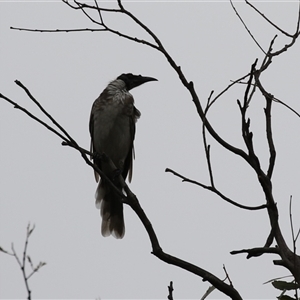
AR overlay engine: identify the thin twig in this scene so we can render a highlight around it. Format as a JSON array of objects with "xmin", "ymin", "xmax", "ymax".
[
  {"xmin": 237, "ymin": 60, "xmax": 261, "ymax": 172},
  {"xmin": 233, "ymin": 81, "xmax": 300, "ymax": 119},
  {"xmin": 15, "ymin": 80, "xmax": 76, "ymax": 144},
  {"xmin": 230, "ymin": 0, "xmax": 266, "ymax": 54},
  {"xmin": 22, "ymin": 224, "xmax": 32, "ymax": 300},
  {"xmin": 167, "ymin": 281, "xmax": 174, "ymax": 300},
  {"xmin": 165, "ymin": 168, "xmax": 266, "ymax": 211},
  {"xmin": 10, "ymin": 27, "xmax": 106, "ymax": 33},
  {"xmin": 73, "ymin": 0, "xmax": 103, "ymax": 27},
  {"xmin": 273, "ymin": 97, "xmax": 300, "ymax": 118},
  {"xmin": 208, "ymin": 72, "xmax": 251, "ymax": 110},
  {"xmin": 63, "ymin": 0, "xmax": 120, "ymax": 13},
  {"xmin": 0, "ymin": 92, "xmax": 68, "ymax": 142},
  {"xmin": 1, "ymin": 224, "xmax": 46, "ymax": 300},
  {"xmin": 245, "ymin": 0, "xmax": 293, "ymax": 37},
  {"xmin": 289, "ymin": 196, "xmax": 297, "ymax": 256},
  {"xmin": 94, "ymin": 0, "xmax": 104, "ymax": 24},
  {"xmin": 223, "ymin": 265, "xmax": 233, "ymax": 287}
]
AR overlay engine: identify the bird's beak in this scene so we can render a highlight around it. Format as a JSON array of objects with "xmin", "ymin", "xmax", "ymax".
[
  {"xmin": 129, "ymin": 75, "xmax": 158, "ymax": 90},
  {"xmin": 139, "ymin": 76, "xmax": 158, "ymax": 84}
]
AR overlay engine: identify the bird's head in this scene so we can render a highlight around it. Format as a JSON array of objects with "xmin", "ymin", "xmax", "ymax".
[{"xmin": 117, "ymin": 73, "xmax": 158, "ymax": 91}]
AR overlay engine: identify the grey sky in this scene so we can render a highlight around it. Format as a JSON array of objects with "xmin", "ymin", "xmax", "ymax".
[{"xmin": 1, "ymin": 1, "xmax": 300, "ymax": 299}]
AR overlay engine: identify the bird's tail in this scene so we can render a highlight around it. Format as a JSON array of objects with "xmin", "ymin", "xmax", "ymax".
[{"xmin": 95, "ymin": 180, "xmax": 125, "ymax": 239}]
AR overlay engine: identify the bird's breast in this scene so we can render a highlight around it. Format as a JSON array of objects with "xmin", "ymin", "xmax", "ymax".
[{"xmin": 92, "ymin": 99, "xmax": 133, "ymax": 168}]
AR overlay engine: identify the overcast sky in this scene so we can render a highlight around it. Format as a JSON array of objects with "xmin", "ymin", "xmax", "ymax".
[{"xmin": 1, "ymin": 1, "xmax": 300, "ymax": 299}]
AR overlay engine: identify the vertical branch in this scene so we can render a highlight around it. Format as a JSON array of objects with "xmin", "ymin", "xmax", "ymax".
[
  {"xmin": 202, "ymin": 95, "xmax": 215, "ymax": 187},
  {"xmin": 289, "ymin": 196, "xmax": 297, "ymax": 260},
  {"xmin": 264, "ymin": 93, "xmax": 276, "ymax": 179},
  {"xmin": 167, "ymin": 281, "xmax": 174, "ymax": 300},
  {"xmin": 230, "ymin": 0, "xmax": 266, "ymax": 54},
  {"xmin": 21, "ymin": 224, "xmax": 34, "ymax": 300},
  {"xmin": 2, "ymin": 224, "xmax": 46, "ymax": 300},
  {"xmin": 237, "ymin": 60, "xmax": 261, "ymax": 171}
]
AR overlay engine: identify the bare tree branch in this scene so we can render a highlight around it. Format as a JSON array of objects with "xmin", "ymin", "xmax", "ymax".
[
  {"xmin": 230, "ymin": 0, "xmax": 266, "ymax": 54},
  {"xmin": 15, "ymin": 80, "xmax": 75, "ymax": 144},
  {"xmin": 272, "ymin": 97, "xmax": 300, "ymax": 118},
  {"xmin": 165, "ymin": 167, "xmax": 267, "ymax": 211},
  {"xmin": 289, "ymin": 196, "xmax": 298, "ymax": 260},
  {"xmin": 245, "ymin": 0, "xmax": 295, "ymax": 38},
  {"xmin": 0, "ymin": 91, "xmax": 68, "ymax": 143},
  {"xmin": 231, "ymin": 246, "xmax": 280, "ymax": 259},
  {"xmin": 264, "ymin": 90, "xmax": 276, "ymax": 179},
  {"xmin": 10, "ymin": 26, "xmax": 106, "ymax": 33},
  {"xmin": 0, "ymin": 224, "xmax": 46, "ymax": 300},
  {"xmin": 167, "ymin": 281, "xmax": 174, "ymax": 300},
  {"xmin": 208, "ymin": 72, "xmax": 251, "ymax": 110},
  {"xmin": 223, "ymin": 265, "xmax": 234, "ymax": 288}
]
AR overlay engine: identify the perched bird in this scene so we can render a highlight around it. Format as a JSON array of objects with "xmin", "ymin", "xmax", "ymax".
[{"xmin": 89, "ymin": 73, "xmax": 157, "ymax": 239}]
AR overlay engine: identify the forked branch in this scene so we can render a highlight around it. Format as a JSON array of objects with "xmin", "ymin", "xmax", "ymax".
[{"xmin": 0, "ymin": 224, "xmax": 46, "ymax": 300}]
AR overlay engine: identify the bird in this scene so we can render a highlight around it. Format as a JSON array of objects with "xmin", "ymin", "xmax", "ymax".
[{"xmin": 89, "ymin": 73, "xmax": 157, "ymax": 239}]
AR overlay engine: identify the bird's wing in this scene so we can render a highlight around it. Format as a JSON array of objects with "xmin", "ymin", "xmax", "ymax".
[
  {"xmin": 89, "ymin": 98, "xmax": 100, "ymax": 183},
  {"xmin": 123, "ymin": 106, "xmax": 141, "ymax": 182}
]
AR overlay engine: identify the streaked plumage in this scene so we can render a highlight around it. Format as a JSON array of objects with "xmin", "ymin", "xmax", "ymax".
[{"xmin": 89, "ymin": 73, "xmax": 157, "ymax": 238}]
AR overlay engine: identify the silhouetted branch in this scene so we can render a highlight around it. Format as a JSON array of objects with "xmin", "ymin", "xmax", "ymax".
[
  {"xmin": 245, "ymin": 0, "xmax": 294, "ymax": 38},
  {"xmin": 165, "ymin": 168, "xmax": 266, "ymax": 211},
  {"xmin": 223, "ymin": 265, "xmax": 234, "ymax": 288},
  {"xmin": 233, "ymin": 82, "xmax": 300, "ymax": 119},
  {"xmin": 237, "ymin": 61, "xmax": 260, "ymax": 171},
  {"xmin": 167, "ymin": 281, "xmax": 174, "ymax": 300},
  {"xmin": 207, "ymin": 72, "xmax": 251, "ymax": 110},
  {"xmin": 10, "ymin": 27, "xmax": 105, "ymax": 33},
  {"xmin": 289, "ymin": 196, "xmax": 299, "ymax": 259},
  {"xmin": 264, "ymin": 91, "xmax": 276, "ymax": 179},
  {"xmin": 231, "ymin": 247, "xmax": 280, "ymax": 259},
  {"xmin": 0, "ymin": 224, "xmax": 46, "ymax": 300},
  {"xmin": 273, "ymin": 97, "xmax": 300, "ymax": 118},
  {"xmin": 15, "ymin": 80, "xmax": 75, "ymax": 143},
  {"xmin": 230, "ymin": 0, "xmax": 266, "ymax": 54}
]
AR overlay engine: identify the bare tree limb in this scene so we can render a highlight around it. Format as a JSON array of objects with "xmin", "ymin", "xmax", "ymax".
[
  {"xmin": 0, "ymin": 91, "xmax": 68, "ymax": 143},
  {"xmin": 167, "ymin": 281, "xmax": 174, "ymax": 300},
  {"xmin": 231, "ymin": 246, "xmax": 280, "ymax": 259},
  {"xmin": 230, "ymin": 0, "xmax": 266, "ymax": 54},
  {"xmin": 0, "ymin": 224, "xmax": 46, "ymax": 300},
  {"xmin": 208, "ymin": 72, "xmax": 251, "ymax": 110},
  {"xmin": 223, "ymin": 265, "xmax": 234, "ymax": 288},
  {"xmin": 165, "ymin": 167, "xmax": 266, "ymax": 211},
  {"xmin": 272, "ymin": 97, "xmax": 300, "ymax": 118},
  {"xmin": 289, "ymin": 196, "xmax": 298, "ymax": 264},
  {"xmin": 264, "ymin": 90, "xmax": 276, "ymax": 179},
  {"xmin": 15, "ymin": 80, "xmax": 75, "ymax": 144},
  {"xmin": 10, "ymin": 27, "xmax": 106, "ymax": 33},
  {"xmin": 245, "ymin": 0, "xmax": 294, "ymax": 38}
]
